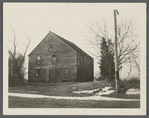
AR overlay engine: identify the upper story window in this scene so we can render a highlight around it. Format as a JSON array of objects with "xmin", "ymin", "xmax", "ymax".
[
  {"xmin": 52, "ymin": 55, "xmax": 56, "ymax": 63},
  {"xmin": 36, "ymin": 56, "xmax": 41, "ymax": 65},
  {"xmin": 49, "ymin": 45, "xmax": 52, "ymax": 52}
]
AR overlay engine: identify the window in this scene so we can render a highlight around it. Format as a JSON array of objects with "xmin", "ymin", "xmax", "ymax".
[
  {"xmin": 52, "ymin": 55, "xmax": 56, "ymax": 63},
  {"xmin": 36, "ymin": 56, "xmax": 41, "ymax": 65},
  {"xmin": 49, "ymin": 45, "xmax": 52, "ymax": 52},
  {"xmin": 62, "ymin": 68, "xmax": 68, "ymax": 77},
  {"xmin": 35, "ymin": 69, "xmax": 40, "ymax": 77}
]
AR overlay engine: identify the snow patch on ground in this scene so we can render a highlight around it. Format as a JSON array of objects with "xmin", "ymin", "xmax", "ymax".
[
  {"xmin": 73, "ymin": 88, "xmax": 100, "ymax": 94},
  {"xmin": 96, "ymin": 86, "xmax": 115, "ymax": 95},
  {"xmin": 102, "ymin": 87, "xmax": 112, "ymax": 91},
  {"xmin": 73, "ymin": 86, "xmax": 115, "ymax": 96},
  {"xmin": 126, "ymin": 88, "xmax": 140, "ymax": 95},
  {"xmin": 96, "ymin": 90, "xmax": 115, "ymax": 95}
]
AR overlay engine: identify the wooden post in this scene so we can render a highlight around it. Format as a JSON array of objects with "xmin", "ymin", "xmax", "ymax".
[{"xmin": 114, "ymin": 9, "xmax": 120, "ymax": 93}]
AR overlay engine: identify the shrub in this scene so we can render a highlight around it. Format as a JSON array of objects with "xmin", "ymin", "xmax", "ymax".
[
  {"xmin": 9, "ymin": 73, "xmax": 25, "ymax": 87},
  {"xmin": 126, "ymin": 77, "xmax": 140, "ymax": 89},
  {"xmin": 98, "ymin": 75, "xmax": 106, "ymax": 81},
  {"xmin": 119, "ymin": 77, "xmax": 140, "ymax": 93}
]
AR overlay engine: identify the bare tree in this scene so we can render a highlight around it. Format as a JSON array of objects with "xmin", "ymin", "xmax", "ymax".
[
  {"xmin": 84, "ymin": 19, "xmax": 140, "ymax": 81},
  {"xmin": 9, "ymin": 26, "xmax": 18, "ymax": 80},
  {"xmin": 9, "ymin": 26, "xmax": 32, "ymax": 86},
  {"xmin": 117, "ymin": 20, "xmax": 140, "ymax": 71},
  {"xmin": 132, "ymin": 55, "xmax": 140, "ymax": 77},
  {"xmin": 18, "ymin": 32, "xmax": 31, "ymax": 77},
  {"xmin": 125, "ymin": 57, "xmax": 133, "ymax": 80}
]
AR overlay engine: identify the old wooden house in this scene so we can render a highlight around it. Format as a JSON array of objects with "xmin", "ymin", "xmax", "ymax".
[{"xmin": 28, "ymin": 31, "xmax": 94, "ymax": 83}]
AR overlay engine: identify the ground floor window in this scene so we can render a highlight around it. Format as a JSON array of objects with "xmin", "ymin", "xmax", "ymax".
[
  {"xmin": 35, "ymin": 68, "xmax": 40, "ymax": 77},
  {"xmin": 52, "ymin": 55, "xmax": 56, "ymax": 63}
]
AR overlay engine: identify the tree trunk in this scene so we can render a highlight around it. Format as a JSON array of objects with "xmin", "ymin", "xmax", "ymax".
[{"xmin": 115, "ymin": 71, "xmax": 120, "ymax": 93}]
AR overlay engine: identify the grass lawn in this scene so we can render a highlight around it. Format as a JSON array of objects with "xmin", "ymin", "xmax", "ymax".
[
  {"xmin": 9, "ymin": 81, "xmax": 109, "ymax": 97},
  {"xmin": 9, "ymin": 96, "xmax": 140, "ymax": 108},
  {"xmin": 101, "ymin": 92, "xmax": 140, "ymax": 99},
  {"xmin": 9, "ymin": 81, "xmax": 140, "ymax": 108},
  {"xmin": 9, "ymin": 81, "xmax": 140, "ymax": 99}
]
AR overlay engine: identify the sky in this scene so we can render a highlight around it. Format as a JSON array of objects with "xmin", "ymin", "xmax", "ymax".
[{"xmin": 4, "ymin": 3, "xmax": 146, "ymax": 78}]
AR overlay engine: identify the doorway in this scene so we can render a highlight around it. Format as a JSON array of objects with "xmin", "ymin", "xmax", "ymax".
[{"xmin": 49, "ymin": 69, "xmax": 55, "ymax": 83}]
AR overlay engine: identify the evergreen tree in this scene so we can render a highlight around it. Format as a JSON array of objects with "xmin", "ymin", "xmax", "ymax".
[{"xmin": 98, "ymin": 37, "xmax": 115, "ymax": 81}]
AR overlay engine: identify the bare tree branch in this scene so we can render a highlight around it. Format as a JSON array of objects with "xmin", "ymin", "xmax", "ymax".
[
  {"xmin": 125, "ymin": 58, "xmax": 133, "ymax": 80},
  {"xmin": 9, "ymin": 26, "xmax": 33, "ymax": 83},
  {"xmin": 119, "ymin": 43, "xmax": 140, "ymax": 63},
  {"xmin": 84, "ymin": 19, "xmax": 140, "ymax": 79}
]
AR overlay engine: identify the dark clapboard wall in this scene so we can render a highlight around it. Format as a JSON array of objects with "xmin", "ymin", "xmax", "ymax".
[{"xmin": 28, "ymin": 32, "xmax": 93, "ymax": 83}]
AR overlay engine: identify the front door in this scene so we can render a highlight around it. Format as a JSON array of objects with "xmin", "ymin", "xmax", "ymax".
[
  {"xmin": 55, "ymin": 67, "xmax": 62, "ymax": 83},
  {"xmin": 49, "ymin": 69, "xmax": 55, "ymax": 83},
  {"xmin": 62, "ymin": 68, "xmax": 68, "ymax": 81}
]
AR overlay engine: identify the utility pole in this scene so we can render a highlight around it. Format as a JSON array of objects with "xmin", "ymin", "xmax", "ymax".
[{"xmin": 114, "ymin": 9, "xmax": 120, "ymax": 93}]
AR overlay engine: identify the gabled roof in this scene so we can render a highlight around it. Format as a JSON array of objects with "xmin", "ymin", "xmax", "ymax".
[
  {"xmin": 28, "ymin": 33, "xmax": 49, "ymax": 56},
  {"xmin": 29, "ymin": 31, "xmax": 93, "ymax": 59},
  {"xmin": 53, "ymin": 32, "xmax": 93, "ymax": 59}
]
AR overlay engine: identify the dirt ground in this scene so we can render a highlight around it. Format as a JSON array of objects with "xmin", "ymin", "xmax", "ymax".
[{"xmin": 9, "ymin": 96, "xmax": 140, "ymax": 108}]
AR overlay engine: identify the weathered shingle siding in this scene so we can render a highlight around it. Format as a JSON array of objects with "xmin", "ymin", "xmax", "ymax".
[
  {"xmin": 28, "ymin": 32, "xmax": 94, "ymax": 83},
  {"xmin": 76, "ymin": 53, "xmax": 94, "ymax": 82},
  {"xmin": 28, "ymin": 33, "xmax": 77, "ymax": 82}
]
